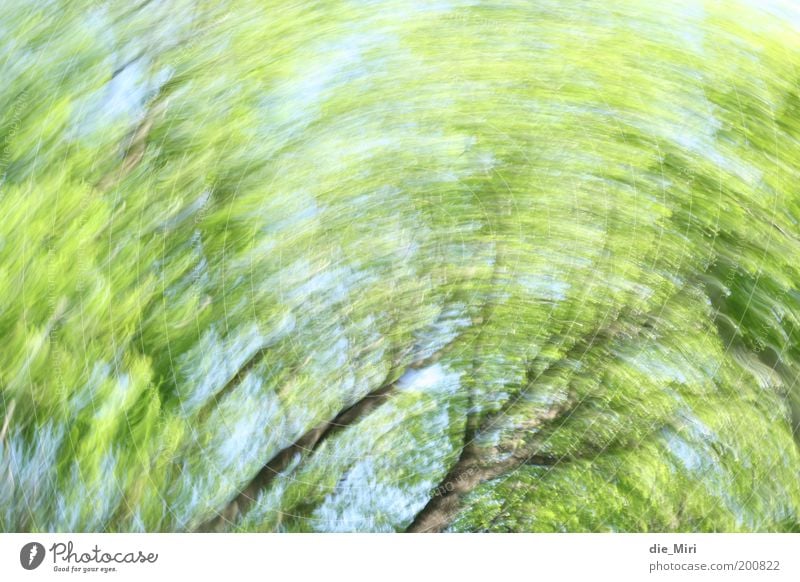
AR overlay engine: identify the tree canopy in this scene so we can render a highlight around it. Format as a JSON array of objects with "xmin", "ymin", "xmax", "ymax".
[{"xmin": 1, "ymin": 0, "xmax": 800, "ymax": 532}]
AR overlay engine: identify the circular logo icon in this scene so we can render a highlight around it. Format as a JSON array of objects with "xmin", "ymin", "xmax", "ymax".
[{"xmin": 20, "ymin": 542, "xmax": 45, "ymax": 570}]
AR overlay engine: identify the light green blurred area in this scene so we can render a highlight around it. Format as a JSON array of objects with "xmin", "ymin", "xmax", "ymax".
[{"xmin": 0, "ymin": 0, "xmax": 799, "ymax": 532}]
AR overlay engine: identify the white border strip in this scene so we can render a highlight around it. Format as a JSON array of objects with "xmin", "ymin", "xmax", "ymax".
[{"xmin": 1, "ymin": 533, "xmax": 798, "ymax": 581}]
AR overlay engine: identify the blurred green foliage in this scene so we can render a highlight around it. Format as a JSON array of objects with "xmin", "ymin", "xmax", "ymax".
[{"xmin": 1, "ymin": 0, "xmax": 799, "ymax": 532}]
